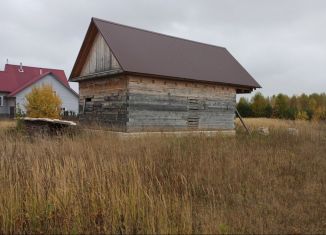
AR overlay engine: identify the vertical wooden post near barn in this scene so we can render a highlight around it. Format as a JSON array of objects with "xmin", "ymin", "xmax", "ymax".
[{"xmin": 235, "ymin": 108, "xmax": 250, "ymax": 134}]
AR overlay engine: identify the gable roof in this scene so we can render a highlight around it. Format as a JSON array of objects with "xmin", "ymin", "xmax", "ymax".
[
  {"xmin": 8, "ymin": 72, "xmax": 79, "ymax": 97},
  {"xmin": 70, "ymin": 17, "xmax": 261, "ymax": 90},
  {"xmin": 0, "ymin": 64, "xmax": 77, "ymax": 96}
]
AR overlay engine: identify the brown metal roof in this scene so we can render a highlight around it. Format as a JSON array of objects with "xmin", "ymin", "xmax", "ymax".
[{"xmin": 70, "ymin": 17, "xmax": 261, "ymax": 89}]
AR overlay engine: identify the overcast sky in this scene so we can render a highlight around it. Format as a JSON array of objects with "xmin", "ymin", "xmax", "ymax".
[{"xmin": 0, "ymin": 0, "xmax": 325, "ymax": 98}]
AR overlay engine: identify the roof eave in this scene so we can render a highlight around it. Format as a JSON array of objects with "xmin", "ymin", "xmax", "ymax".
[
  {"xmin": 69, "ymin": 19, "xmax": 98, "ymax": 81},
  {"xmin": 125, "ymin": 71, "xmax": 261, "ymax": 91},
  {"xmin": 69, "ymin": 18, "xmax": 124, "ymax": 81},
  {"xmin": 8, "ymin": 72, "xmax": 52, "ymax": 97},
  {"xmin": 70, "ymin": 69, "xmax": 124, "ymax": 82},
  {"xmin": 8, "ymin": 72, "xmax": 79, "ymax": 97}
]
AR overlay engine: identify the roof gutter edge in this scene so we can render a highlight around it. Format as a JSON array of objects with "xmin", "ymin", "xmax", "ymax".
[{"xmin": 125, "ymin": 71, "xmax": 261, "ymax": 90}]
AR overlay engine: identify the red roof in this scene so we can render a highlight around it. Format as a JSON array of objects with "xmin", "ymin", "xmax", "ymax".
[{"xmin": 0, "ymin": 64, "xmax": 71, "ymax": 94}]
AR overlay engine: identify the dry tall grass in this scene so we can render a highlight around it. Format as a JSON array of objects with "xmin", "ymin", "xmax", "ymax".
[
  {"xmin": 0, "ymin": 119, "xmax": 325, "ymax": 234},
  {"xmin": 0, "ymin": 120, "xmax": 16, "ymax": 129}
]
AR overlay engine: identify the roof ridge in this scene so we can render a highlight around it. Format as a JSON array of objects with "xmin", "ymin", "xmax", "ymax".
[
  {"xmin": 92, "ymin": 17, "xmax": 226, "ymax": 50},
  {"xmin": 6, "ymin": 63, "xmax": 65, "ymax": 72}
]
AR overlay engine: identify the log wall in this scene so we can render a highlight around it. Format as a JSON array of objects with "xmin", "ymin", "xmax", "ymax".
[
  {"xmin": 78, "ymin": 75, "xmax": 236, "ymax": 132},
  {"xmin": 78, "ymin": 75, "xmax": 128, "ymax": 131},
  {"xmin": 127, "ymin": 75, "xmax": 236, "ymax": 132}
]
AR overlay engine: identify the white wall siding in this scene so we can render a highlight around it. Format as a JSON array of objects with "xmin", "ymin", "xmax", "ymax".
[{"xmin": 15, "ymin": 74, "xmax": 79, "ymax": 113}]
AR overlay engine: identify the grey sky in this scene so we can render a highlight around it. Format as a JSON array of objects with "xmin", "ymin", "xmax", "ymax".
[{"xmin": 1, "ymin": 0, "xmax": 325, "ymax": 98}]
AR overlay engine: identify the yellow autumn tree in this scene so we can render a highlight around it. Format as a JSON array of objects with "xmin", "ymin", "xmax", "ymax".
[{"xmin": 25, "ymin": 84, "xmax": 62, "ymax": 119}]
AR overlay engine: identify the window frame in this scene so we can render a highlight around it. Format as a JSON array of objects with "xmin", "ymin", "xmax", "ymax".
[{"xmin": 0, "ymin": 96, "xmax": 4, "ymax": 107}]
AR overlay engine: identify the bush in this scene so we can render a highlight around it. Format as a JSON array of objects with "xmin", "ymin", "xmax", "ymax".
[
  {"xmin": 16, "ymin": 104, "xmax": 25, "ymax": 117},
  {"xmin": 25, "ymin": 84, "xmax": 62, "ymax": 119},
  {"xmin": 295, "ymin": 111, "xmax": 309, "ymax": 120}
]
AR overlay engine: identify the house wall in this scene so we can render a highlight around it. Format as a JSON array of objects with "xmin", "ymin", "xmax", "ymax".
[
  {"xmin": 15, "ymin": 74, "xmax": 79, "ymax": 114},
  {"xmin": 78, "ymin": 75, "xmax": 128, "ymax": 131},
  {"xmin": 0, "ymin": 92, "xmax": 9, "ymax": 116},
  {"xmin": 77, "ymin": 75, "xmax": 236, "ymax": 132},
  {"xmin": 127, "ymin": 75, "xmax": 236, "ymax": 132}
]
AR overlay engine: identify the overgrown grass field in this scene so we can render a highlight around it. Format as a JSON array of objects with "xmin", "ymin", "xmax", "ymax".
[{"xmin": 0, "ymin": 119, "xmax": 325, "ymax": 234}]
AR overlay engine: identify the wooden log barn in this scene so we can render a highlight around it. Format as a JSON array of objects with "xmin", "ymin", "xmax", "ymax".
[{"xmin": 69, "ymin": 17, "xmax": 261, "ymax": 132}]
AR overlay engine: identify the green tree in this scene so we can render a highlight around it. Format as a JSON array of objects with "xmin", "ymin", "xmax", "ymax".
[
  {"xmin": 236, "ymin": 92, "xmax": 326, "ymax": 121},
  {"xmin": 273, "ymin": 94, "xmax": 291, "ymax": 119},
  {"xmin": 251, "ymin": 92, "xmax": 270, "ymax": 117},
  {"xmin": 236, "ymin": 97, "xmax": 253, "ymax": 117},
  {"xmin": 287, "ymin": 96, "xmax": 299, "ymax": 120}
]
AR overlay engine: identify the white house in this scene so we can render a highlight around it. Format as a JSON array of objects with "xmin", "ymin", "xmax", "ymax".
[{"xmin": 0, "ymin": 63, "xmax": 79, "ymax": 118}]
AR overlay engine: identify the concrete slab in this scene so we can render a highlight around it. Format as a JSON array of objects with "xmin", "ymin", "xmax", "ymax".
[{"xmin": 87, "ymin": 129, "xmax": 236, "ymax": 138}]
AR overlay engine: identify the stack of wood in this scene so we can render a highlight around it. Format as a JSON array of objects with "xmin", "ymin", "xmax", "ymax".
[{"xmin": 20, "ymin": 117, "xmax": 77, "ymax": 135}]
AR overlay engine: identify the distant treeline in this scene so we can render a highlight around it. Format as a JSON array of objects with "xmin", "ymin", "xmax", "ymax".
[{"xmin": 237, "ymin": 93, "xmax": 326, "ymax": 121}]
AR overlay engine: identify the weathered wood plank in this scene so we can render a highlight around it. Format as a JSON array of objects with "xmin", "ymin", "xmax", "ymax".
[
  {"xmin": 78, "ymin": 75, "xmax": 128, "ymax": 130},
  {"xmin": 81, "ymin": 33, "xmax": 121, "ymax": 76},
  {"xmin": 127, "ymin": 75, "xmax": 236, "ymax": 131},
  {"xmin": 78, "ymin": 74, "xmax": 237, "ymax": 132}
]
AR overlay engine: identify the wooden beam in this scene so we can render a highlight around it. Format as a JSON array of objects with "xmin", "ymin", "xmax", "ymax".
[
  {"xmin": 235, "ymin": 108, "xmax": 250, "ymax": 135},
  {"xmin": 71, "ymin": 69, "xmax": 124, "ymax": 82}
]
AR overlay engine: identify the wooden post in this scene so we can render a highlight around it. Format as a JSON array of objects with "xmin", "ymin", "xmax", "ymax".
[{"xmin": 235, "ymin": 108, "xmax": 250, "ymax": 135}]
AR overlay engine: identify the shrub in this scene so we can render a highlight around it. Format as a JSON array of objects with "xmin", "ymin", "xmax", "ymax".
[
  {"xmin": 25, "ymin": 84, "xmax": 62, "ymax": 119},
  {"xmin": 295, "ymin": 111, "xmax": 309, "ymax": 120},
  {"xmin": 16, "ymin": 104, "xmax": 25, "ymax": 117}
]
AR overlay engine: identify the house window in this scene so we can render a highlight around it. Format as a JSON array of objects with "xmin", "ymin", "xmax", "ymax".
[
  {"xmin": 0, "ymin": 96, "xmax": 3, "ymax": 106},
  {"xmin": 83, "ymin": 97, "xmax": 93, "ymax": 113}
]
